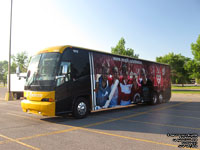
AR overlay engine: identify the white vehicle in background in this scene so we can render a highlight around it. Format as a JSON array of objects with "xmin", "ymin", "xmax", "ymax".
[{"xmin": 9, "ymin": 73, "xmax": 26, "ymax": 99}]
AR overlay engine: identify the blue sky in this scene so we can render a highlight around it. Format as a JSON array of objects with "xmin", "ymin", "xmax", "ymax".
[{"xmin": 0, "ymin": 0, "xmax": 200, "ymax": 61}]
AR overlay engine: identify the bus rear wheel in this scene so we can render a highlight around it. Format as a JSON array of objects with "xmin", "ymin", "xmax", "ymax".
[
  {"xmin": 151, "ymin": 93, "xmax": 158, "ymax": 105},
  {"xmin": 73, "ymin": 97, "xmax": 89, "ymax": 119},
  {"xmin": 158, "ymin": 93, "xmax": 164, "ymax": 104}
]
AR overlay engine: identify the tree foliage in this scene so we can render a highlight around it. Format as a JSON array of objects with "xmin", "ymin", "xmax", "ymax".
[
  {"xmin": 0, "ymin": 60, "xmax": 8, "ymax": 85},
  {"xmin": 191, "ymin": 35, "xmax": 200, "ymax": 61},
  {"xmin": 11, "ymin": 51, "xmax": 29, "ymax": 73},
  {"xmin": 184, "ymin": 60, "xmax": 200, "ymax": 80},
  {"xmin": 189, "ymin": 34, "xmax": 200, "ymax": 83},
  {"xmin": 156, "ymin": 53, "xmax": 190, "ymax": 84},
  {"xmin": 111, "ymin": 37, "xmax": 139, "ymax": 58},
  {"xmin": 0, "ymin": 51, "xmax": 29, "ymax": 85}
]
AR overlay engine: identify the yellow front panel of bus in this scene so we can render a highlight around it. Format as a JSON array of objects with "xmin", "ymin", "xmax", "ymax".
[
  {"xmin": 22, "ymin": 91, "xmax": 56, "ymax": 116},
  {"xmin": 21, "ymin": 100, "xmax": 55, "ymax": 116},
  {"xmin": 24, "ymin": 91, "xmax": 55, "ymax": 101}
]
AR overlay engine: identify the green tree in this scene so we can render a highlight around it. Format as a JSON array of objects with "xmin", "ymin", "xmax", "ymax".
[
  {"xmin": 189, "ymin": 35, "xmax": 200, "ymax": 83},
  {"xmin": 0, "ymin": 51, "xmax": 30, "ymax": 85},
  {"xmin": 156, "ymin": 53, "xmax": 190, "ymax": 85},
  {"xmin": 111, "ymin": 37, "xmax": 139, "ymax": 58},
  {"xmin": 184, "ymin": 60, "xmax": 200, "ymax": 80},
  {"xmin": 191, "ymin": 35, "xmax": 200, "ymax": 61},
  {"xmin": 0, "ymin": 60, "xmax": 8, "ymax": 86},
  {"xmin": 11, "ymin": 51, "xmax": 29, "ymax": 73}
]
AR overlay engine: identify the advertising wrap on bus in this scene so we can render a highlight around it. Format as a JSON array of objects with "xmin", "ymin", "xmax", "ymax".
[{"xmin": 92, "ymin": 52, "xmax": 171, "ymax": 111}]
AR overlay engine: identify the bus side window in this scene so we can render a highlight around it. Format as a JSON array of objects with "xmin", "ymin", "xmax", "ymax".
[
  {"xmin": 57, "ymin": 61, "xmax": 71, "ymax": 86},
  {"xmin": 61, "ymin": 48, "xmax": 90, "ymax": 80},
  {"xmin": 64, "ymin": 62, "xmax": 71, "ymax": 82}
]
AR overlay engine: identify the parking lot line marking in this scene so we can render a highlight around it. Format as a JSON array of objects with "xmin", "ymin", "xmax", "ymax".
[
  {"xmin": 15, "ymin": 112, "xmax": 149, "ymax": 142},
  {"xmin": 16, "ymin": 127, "xmax": 79, "ymax": 141},
  {"xmin": 148, "ymin": 112, "xmax": 200, "ymax": 120},
  {"xmin": 150, "ymin": 101, "xmax": 191, "ymax": 112},
  {"xmin": 123, "ymin": 119, "xmax": 200, "ymax": 130},
  {"xmin": 0, "ymin": 134, "xmax": 40, "ymax": 150},
  {"xmin": 0, "ymin": 112, "xmax": 148, "ymax": 145},
  {"xmin": 6, "ymin": 112, "xmax": 43, "ymax": 122},
  {"xmin": 164, "ymin": 108, "xmax": 200, "ymax": 113},
  {"xmin": 0, "ymin": 101, "xmax": 192, "ymax": 148},
  {"xmin": 83, "ymin": 112, "xmax": 148, "ymax": 128},
  {"xmin": 84, "ymin": 101, "xmax": 191, "ymax": 128},
  {"xmin": 0, "ymin": 140, "xmax": 9, "ymax": 145},
  {"xmin": 80, "ymin": 128, "xmax": 199, "ymax": 150},
  {"xmin": 96, "ymin": 114, "xmax": 200, "ymax": 131},
  {"xmin": 6, "ymin": 112, "xmax": 75, "ymax": 128},
  {"xmin": 174, "ymin": 105, "xmax": 200, "ymax": 108}
]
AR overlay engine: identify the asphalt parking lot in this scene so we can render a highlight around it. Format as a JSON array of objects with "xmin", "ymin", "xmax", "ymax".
[{"xmin": 0, "ymin": 93, "xmax": 200, "ymax": 150}]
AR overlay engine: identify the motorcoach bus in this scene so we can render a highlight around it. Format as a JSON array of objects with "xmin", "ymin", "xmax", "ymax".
[{"xmin": 21, "ymin": 45, "xmax": 171, "ymax": 118}]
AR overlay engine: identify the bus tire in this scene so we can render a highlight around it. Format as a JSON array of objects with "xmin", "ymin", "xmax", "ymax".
[
  {"xmin": 151, "ymin": 92, "xmax": 158, "ymax": 105},
  {"xmin": 73, "ymin": 97, "xmax": 89, "ymax": 119},
  {"xmin": 158, "ymin": 93, "xmax": 164, "ymax": 104},
  {"xmin": 133, "ymin": 93, "xmax": 140, "ymax": 104}
]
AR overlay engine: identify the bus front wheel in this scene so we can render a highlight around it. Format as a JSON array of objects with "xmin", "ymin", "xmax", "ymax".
[{"xmin": 73, "ymin": 97, "xmax": 89, "ymax": 119}]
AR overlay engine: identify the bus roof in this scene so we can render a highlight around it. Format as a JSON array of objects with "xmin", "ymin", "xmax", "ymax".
[
  {"xmin": 37, "ymin": 45, "xmax": 69, "ymax": 54},
  {"xmin": 37, "ymin": 45, "xmax": 170, "ymax": 66}
]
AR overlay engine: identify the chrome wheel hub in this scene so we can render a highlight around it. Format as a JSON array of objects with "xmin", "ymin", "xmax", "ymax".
[
  {"xmin": 153, "ymin": 95, "xmax": 157, "ymax": 104},
  {"xmin": 159, "ymin": 94, "xmax": 163, "ymax": 102},
  {"xmin": 77, "ymin": 102, "xmax": 87, "ymax": 115}
]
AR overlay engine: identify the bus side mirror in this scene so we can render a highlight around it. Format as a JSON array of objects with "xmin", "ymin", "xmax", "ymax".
[
  {"xmin": 16, "ymin": 66, "xmax": 21, "ymax": 76},
  {"xmin": 62, "ymin": 65, "xmax": 68, "ymax": 75}
]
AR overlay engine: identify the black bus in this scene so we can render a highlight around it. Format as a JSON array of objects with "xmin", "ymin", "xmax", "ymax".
[{"xmin": 21, "ymin": 45, "xmax": 171, "ymax": 118}]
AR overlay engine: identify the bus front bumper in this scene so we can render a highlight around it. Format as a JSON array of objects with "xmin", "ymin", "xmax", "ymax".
[{"xmin": 21, "ymin": 100, "xmax": 55, "ymax": 116}]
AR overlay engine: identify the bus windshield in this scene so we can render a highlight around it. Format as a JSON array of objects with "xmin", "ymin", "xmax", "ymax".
[{"xmin": 25, "ymin": 52, "xmax": 60, "ymax": 88}]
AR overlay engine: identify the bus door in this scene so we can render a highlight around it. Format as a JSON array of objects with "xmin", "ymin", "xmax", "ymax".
[
  {"xmin": 55, "ymin": 60, "xmax": 73, "ymax": 114},
  {"xmin": 55, "ymin": 48, "xmax": 91, "ymax": 114}
]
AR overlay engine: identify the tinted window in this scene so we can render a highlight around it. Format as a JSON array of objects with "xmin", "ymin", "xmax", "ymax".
[{"xmin": 61, "ymin": 48, "xmax": 90, "ymax": 80}]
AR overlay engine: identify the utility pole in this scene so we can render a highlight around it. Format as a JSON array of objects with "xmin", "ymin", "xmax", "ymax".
[{"xmin": 5, "ymin": 0, "xmax": 14, "ymax": 101}]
